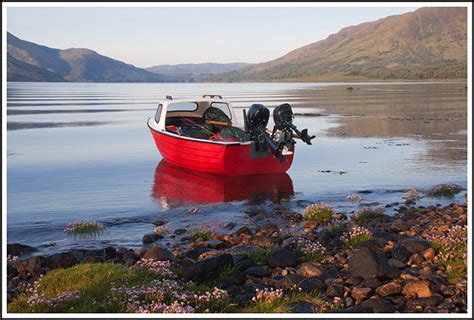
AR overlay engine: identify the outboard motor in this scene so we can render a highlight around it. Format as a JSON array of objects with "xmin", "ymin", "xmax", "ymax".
[
  {"xmin": 272, "ymin": 103, "xmax": 315, "ymax": 145},
  {"xmin": 244, "ymin": 104, "xmax": 285, "ymax": 162}
]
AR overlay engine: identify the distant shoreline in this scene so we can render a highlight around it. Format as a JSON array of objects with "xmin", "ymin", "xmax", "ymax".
[{"xmin": 6, "ymin": 79, "xmax": 468, "ymax": 84}]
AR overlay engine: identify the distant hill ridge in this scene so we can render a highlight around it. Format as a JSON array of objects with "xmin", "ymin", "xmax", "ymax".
[
  {"xmin": 212, "ymin": 7, "xmax": 467, "ymax": 82},
  {"xmin": 7, "ymin": 32, "xmax": 184, "ymax": 82},
  {"xmin": 146, "ymin": 62, "xmax": 252, "ymax": 78}
]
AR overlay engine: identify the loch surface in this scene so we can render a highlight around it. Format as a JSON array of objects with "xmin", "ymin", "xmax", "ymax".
[{"xmin": 6, "ymin": 82, "xmax": 468, "ymax": 254}]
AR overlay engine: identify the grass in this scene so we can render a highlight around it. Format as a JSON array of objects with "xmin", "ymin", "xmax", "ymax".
[
  {"xmin": 428, "ymin": 225, "xmax": 467, "ymax": 284},
  {"xmin": 64, "ymin": 221, "xmax": 105, "ymax": 234},
  {"xmin": 189, "ymin": 228, "xmax": 214, "ymax": 241},
  {"xmin": 247, "ymin": 248, "xmax": 272, "ymax": 265},
  {"xmin": 353, "ymin": 208, "xmax": 385, "ymax": 222},
  {"xmin": 303, "ymin": 203, "xmax": 334, "ymax": 223},
  {"xmin": 340, "ymin": 226, "xmax": 373, "ymax": 248},
  {"xmin": 327, "ymin": 224, "xmax": 345, "ymax": 235},
  {"xmin": 241, "ymin": 290, "xmax": 333, "ymax": 313},
  {"xmin": 218, "ymin": 264, "xmax": 239, "ymax": 278},
  {"xmin": 8, "ymin": 263, "xmax": 160, "ymax": 313}
]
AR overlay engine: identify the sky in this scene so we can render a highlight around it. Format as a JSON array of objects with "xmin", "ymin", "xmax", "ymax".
[{"xmin": 7, "ymin": 6, "xmax": 421, "ymax": 68}]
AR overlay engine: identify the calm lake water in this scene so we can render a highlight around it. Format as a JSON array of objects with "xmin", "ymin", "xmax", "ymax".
[{"xmin": 6, "ymin": 82, "xmax": 468, "ymax": 254}]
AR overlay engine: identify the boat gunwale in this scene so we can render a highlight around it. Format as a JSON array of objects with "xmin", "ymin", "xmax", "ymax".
[{"xmin": 147, "ymin": 117, "xmax": 250, "ymax": 147}]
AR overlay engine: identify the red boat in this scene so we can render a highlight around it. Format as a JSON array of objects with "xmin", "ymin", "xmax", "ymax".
[
  {"xmin": 151, "ymin": 160, "xmax": 294, "ymax": 207},
  {"xmin": 147, "ymin": 95, "xmax": 314, "ymax": 176}
]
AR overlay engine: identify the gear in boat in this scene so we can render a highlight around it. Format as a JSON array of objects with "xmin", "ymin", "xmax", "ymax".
[{"xmin": 147, "ymin": 95, "xmax": 315, "ymax": 175}]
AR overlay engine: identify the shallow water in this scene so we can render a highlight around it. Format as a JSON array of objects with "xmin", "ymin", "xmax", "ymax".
[{"xmin": 6, "ymin": 82, "xmax": 467, "ymax": 254}]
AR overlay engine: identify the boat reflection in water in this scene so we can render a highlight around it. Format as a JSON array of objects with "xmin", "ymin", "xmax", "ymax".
[{"xmin": 151, "ymin": 160, "xmax": 294, "ymax": 209}]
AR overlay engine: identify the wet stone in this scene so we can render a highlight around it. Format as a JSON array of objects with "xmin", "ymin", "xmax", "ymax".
[{"xmin": 142, "ymin": 233, "xmax": 163, "ymax": 244}]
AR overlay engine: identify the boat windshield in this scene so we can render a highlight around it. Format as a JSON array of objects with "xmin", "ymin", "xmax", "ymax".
[{"xmin": 210, "ymin": 102, "xmax": 232, "ymax": 119}]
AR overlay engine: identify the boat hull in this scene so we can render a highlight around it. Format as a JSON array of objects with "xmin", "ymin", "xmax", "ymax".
[
  {"xmin": 151, "ymin": 160, "xmax": 294, "ymax": 206},
  {"xmin": 149, "ymin": 128, "xmax": 294, "ymax": 175}
]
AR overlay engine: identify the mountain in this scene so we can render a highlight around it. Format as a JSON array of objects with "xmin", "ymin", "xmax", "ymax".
[
  {"xmin": 212, "ymin": 7, "xmax": 467, "ymax": 82},
  {"xmin": 7, "ymin": 32, "xmax": 189, "ymax": 82},
  {"xmin": 146, "ymin": 62, "xmax": 252, "ymax": 80}
]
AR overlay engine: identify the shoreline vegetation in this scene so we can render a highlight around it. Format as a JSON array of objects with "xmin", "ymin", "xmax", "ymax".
[{"xmin": 6, "ymin": 183, "xmax": 467, "ymax": 314}]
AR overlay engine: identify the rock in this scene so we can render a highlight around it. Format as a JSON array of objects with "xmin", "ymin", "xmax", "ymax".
[
  {"xmin": 345, "ymin": 277, "xmax": 363, "ymax": 286},
  {"xmin": 268, "ymin": 249, "xmax": 298, "ymax": 268},
  {"xmin": 201, "ymin": 240, "xmax": 225, "ymax": 249},
  {"xmin": 387, "ymin": 258, "xmax": 405, "ymax": 269},
  {"xmin": 342, "ymin": 297, "xmax": 353, "ymax": 307},
  {"xmin": 375, "ymin": 281, "xmax": 401, "ymax": 297},
  {"xmin": 7, "ymin": 243, "xmax": 38, "ymax": 257},
  {"xmin": 184, "ymin": 245, "xmax": 210, "ymax": 261},
  {"xmin": 297, "ymin": 262, "xmax": 324, "ymax": 278},
  {"xmin": 214, "ymin": 277, "xmax": 240, "ymax": 289},
  {"xmin": 142, "ymin": 233, "xmax": 163, "ymax": 244},
  {"xmin": 326, "ymin": 284, "xmax": 345, "ymax": 298},
  {"xmin": 82, "ymin": 256, "xmax": 104, "ymax": 263},
  {"xmin": 244, "ymin": 266, "xmax": 271, "ymax": 277},
  {"xmin": 174, "ymin": 228, "xmax": 187, "ymax": 235},
  {"xmin": 419, "ymin": 266, "xmax": 432, "ymax": 279},
  {"xmin": 347, "ymin": 298, "xmax": 397, "ymax": 313},
  {"xmin": 143, "ymin": 246, "xmax": 175, "ymax": 261},
  {"xmin": 351, "ymin": 287, "xmax": 372, "ymax": 303},
  {"xmin": 390, "ymin": 220, "xmax": 411, "ymax": 232},
  {"xmin": 224, "ymin": 222, "xmax": 237, "ymax": 230},
  {"xmin": 47, "ymin": 252, "xmax": 78, "ymax": 269},
  {"xmin": 391, "ymin": 245, "xmax": 411, "ymax": 263},
  {"xmin": 299, "ymin": 277, "xmax": 324, "ymax": 293},
  {"xmin": 407, "ymin": 253, "xmax": 424, "ymax": 265},
  {"xmin": 405, "ymin": 295, "xmax": 444, "ymax": 311},
  {"xmin": 422, "ymin": 248, "xmax": 436, "ymax": 262},
  {"xmin": 232, "ymin": 227, "xmax": 252, "ymax": 237},
  {"xmin": 236, "ymin": 259, "xmax": 256, "ymax": 272},
  {"xmin": 103, "ymin": 247, "xmax": 117, "ymax": 260},
  {"xmin": 303, "ymin": 221, "xmax": 318, "ymax": 233},
  {"xmin": 274, "ymin": 274, "xmax": 305, "ymax": 289},
  {"xmin": 319, "ymin": 266, "xmax": 341, "ymax": 281},
  {"xmin": 251, "ymin": 235, "xmax": 274, "ymax": 248},
  {"xmin": 151, "ymin": 219, "xmax": 166, "ymax": 226},
  {"xmin": 232, "ymin": 254, "xmax": 249, "ymax": 264},
  {"xmin": 353, "ymin": 239, "xmax": 383, "ymax": 251},
  {"xmin": 363, "ymin": 278, "xmax": 382, "ymax": 290},
  {"xmin": 286, "ymin": 300, "xmax": 318, "ymax": 313},
  {"xmin": 348, "ymin": 247, "xmax": 399, "ymax": 279},
  {"xmin": 399, "ymin": 239, "xmax": 430, "ymax": 255},
  {"xmin": 16, "ymin": 256, "xmax": 47, "ymax": 278},
  {"xmin": 402, "ymin": 281, "xmax": 432, "ymax": 299},
  {"xmin": 185, "ymin": 254, "xmax": 234, "ymax": 280}
]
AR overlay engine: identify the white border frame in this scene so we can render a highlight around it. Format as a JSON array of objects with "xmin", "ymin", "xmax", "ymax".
[{"xmin": 2, "ymin": 2, "xmax": 472, "ymax": 319}]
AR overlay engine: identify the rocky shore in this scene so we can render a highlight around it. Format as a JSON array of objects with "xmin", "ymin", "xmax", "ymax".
[{"xmin": 7, "ymin": 188, "xmax": 468, "ymax": 313}]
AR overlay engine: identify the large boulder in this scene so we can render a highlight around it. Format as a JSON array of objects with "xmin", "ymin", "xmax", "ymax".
[
  {"xmin": 47, "ymin": 252, "xmax": 79, "ymax": 269},
  {"xmin": 348, "ymin": 247, "xmax": 399, "ymax": 279},
  {"xmin": 7, "ymin": 243, "xmax": 38, "ymax": 257},
  {"xmin": 184, "ymin": 254, "xmax": 234, "ymax": 280},
  {"xmin": 268, "ymin": 249, "xmax": 298, "ymax": 268},
  {"xmin": 392, "ymin": 239, "xmax": 430, "ymax": 262},
  {"xmin": 16, "ymin": 256, "xmax": 48, "ymax": 279},
  {"xmin": 143, "ymin": 246, "xmax": 175, "ymax": 261},
  {"xmin": 286, "ymin": 300, "xmax": 318, "ymax": 313}
]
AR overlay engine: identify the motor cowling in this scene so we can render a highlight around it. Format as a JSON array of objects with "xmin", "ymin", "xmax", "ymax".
[
  {"xmin": 272, "ymin": 103, "xmax": 315, "ymax": 145},
  {"xmin": 244, "ymin": 104, "xmax": 285, "ymax": 162},
  {"xmin": 247, "ymin": 104, "xmax": 270, "ymax": 133},
  {"xmin": 273, "ymin": 103, "xmax": 293, "ymax": 131}
]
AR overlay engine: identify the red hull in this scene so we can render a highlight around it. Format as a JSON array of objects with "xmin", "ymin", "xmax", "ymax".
[
  {"xmin": 149, "ymin": 128, "xmax": 294, "ymax": 175},
  {"xmin": 151, "ymin": 160, "xmax": 294, "ymax": 206}
]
